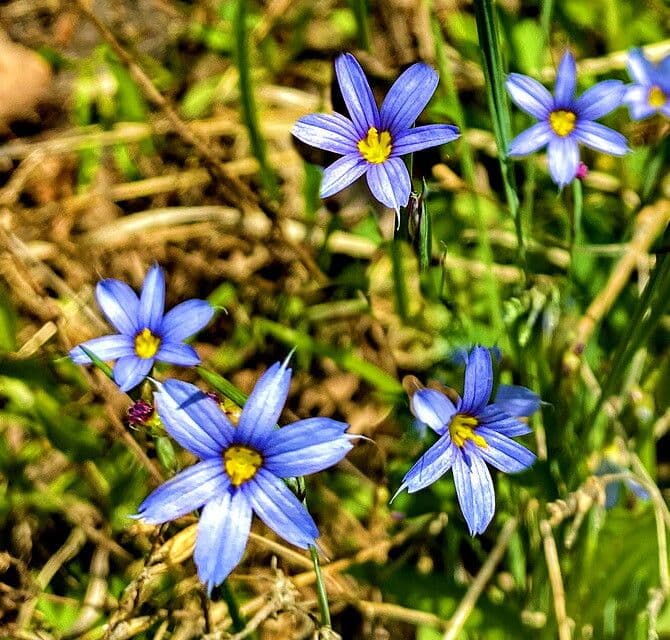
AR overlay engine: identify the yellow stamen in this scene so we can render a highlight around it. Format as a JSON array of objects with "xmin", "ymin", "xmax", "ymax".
[
  {"xmin": 648, "ymin": 85, "xmax": 666, "ymax": 109},
  {"xmin": 449, "ymin": 413, "xmax": 487, "ymax": 449},
  {"xmin": 224, "ymin": 446, "xmax": 262, "ymax": 486},
  {"xmin": 549, "ymin": 110, "xmax": 577, "ymax": 137},
  {"xmin": 357, "ymin": 127, "xmax": 392, "ymax": 164},
  {"xmin": 134, "ymin": 328, "xmax": 161, "ymax": 359}
]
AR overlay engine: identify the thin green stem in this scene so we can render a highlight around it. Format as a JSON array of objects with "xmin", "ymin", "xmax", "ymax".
[
  {"xmin": 310, "ymin": 545, "xmax": 332, "ymax": 628},
  {"xmin": 234, "ymin": 0, "xmax": 279, "ymax": 200},
  {"xmin": 215, "ymin": 580, "xmax": 246, "ymax": 633},
  {"xmin": 348, "ymin": 0, "xmax": 370, "ymax": 51},
  {"xmin": 472, "ymin": 0, "xmax": 526, "ymax": 271},
  {"xmin": 390, "ymin": 238, "xmax": 409, "ymax": 321}
]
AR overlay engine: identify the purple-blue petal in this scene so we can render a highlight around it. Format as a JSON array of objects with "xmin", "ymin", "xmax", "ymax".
[
  {"xmin": 547, "ymin": 136, "xmax": 579, "ymax": 187},
  {"xmin": 380, "ymin": 63, "xmax": 438, "ymax": 134},
  {"xmin": 157, "ymin": 379, "xmax": 233, "ymax": 456},
  {"xmin": 194, "ymin": 488, "xmax": 252, "ymax": 593},
  {"xmin": 236, "ymin": 360, "xmax": 291, "ymax": 445},
  {"xmin": 507, "ymin": 121, "xmax": 553, "ymax": 156},
  {"xmin": 458, "ymin": 346, "xmax": 493, "ymax": 415},
  {"xmin": 242, "ymin": 468, "xmax": 319, "ymax": 548},
  {"xmin": 139, "ymin": 264, "xmax": 165, "ymax": 332},
  {"xmin": 575, "ymin": 80, "xmax": 625, "ymax": 120},
  {"xmin": 320, "ymin": 153, "xmax": 368, "ymax": 198},
  {"xmin": 624, "ymin": 85, "xmax": 658, "ymax": 120},
  {"xmin": 574, "ymin": 121, "xmax": 629, "ymax": 156},
  {"xmin": 395, "ymin": 432, "xmax": 456, "ymax": 497},
  {"xmin": 478, "ymin": 405, "xmax": 532, "ymax": 437},
  {"xmin": 160, "ymin": 299, "xmax": 214, "ymax": 343},
  {"xmin": 452, "ymin": 447, "xmax": 495, "ymax": 535},
  {"xmin": 365, "ymin": 157, "xmax": 411, "ymax": 211},
  {"xmin": 475, "ymin": 427, "xmax": 536, "ymax": 472},
  {"xmin": 493, "ymin": 384, "xmax": 540, "ymax": 418},
  {"xmin": 292, "ymin": 112, "xmax": 359, "ymax": 155},
  {"xmin": 505, "ymin": 73, "xmax": 553, "ymax": 119},
  {"xmin": 114, "ymin": 355, "xmax": 153, "ymax": 392},
  {"xmin": 410, "ymin": 388, "xmax": 457, "ymax": 434},
  {"xmin": 626, "ymin": 48, "xmax": 653, "ymax": 86},
  {"xmin": 136, "ymin": 458, "xmax": 229, "ymax": 524},
  {"xmin": 263, "ymin": 417, "xmax": 353, "ymax": 477},
  {"xmin": 390, "ymin": 124, "xmax": 460, "ymax": 156},
  {"xmin": 156, "ymin": 342, "xmax": 201, "ymax": 366},
  {"xmin": 554, "ymin": 51, "xmax": 577, "ymax": 107},
  {"xmin": 95, "ymin": 279, "xmax": 139, "ymax": 335},
  {"xmin": 334, "ymin": 53, "xmax": 380, "ymax": 135},
  {"xmin": 69, "ymin": 334, "xmax": 134, "ymax": 364}
]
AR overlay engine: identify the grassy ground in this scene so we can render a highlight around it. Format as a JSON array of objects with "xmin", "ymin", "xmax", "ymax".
[{"xmin": 1, "ymin": 1, "xmax": 670, "ymax": 638}]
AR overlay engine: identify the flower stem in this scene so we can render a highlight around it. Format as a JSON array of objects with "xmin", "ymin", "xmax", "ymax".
[
  {"xmin": 348, "ymin": 0, "xmax": 370, "ymax": 51},
  {"xmin": 215, "ymin": 580, "xmax": 246, "ymax": 632},
  {"xmin": 473, "ymin": 0, "xmax": 526, "ymax": 272},
  {"xmin": 310, "ymin": 545, "xmax": 332, "ymax": 629}
]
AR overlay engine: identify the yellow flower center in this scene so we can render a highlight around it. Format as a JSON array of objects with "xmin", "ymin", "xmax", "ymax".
[
  {"xmin": 449, "ymin": 413, "xmax": 488, "ymax": 449},
  {"xmin": 357, "ymin": 127, "xmax": 392, "ymax": 164},
  {"xmin": 648, "ymin": 85, "xmax": 666, "ymax": 108},
  {"xmin": 134, "ymin": 328, "xmax": 161, "ymax": 359},
  {"xmin": 224, "ymin": 445, "xmax": 263, "ymax": 486},
  {"xmin": 549, "ymin": 110, "xmax": 577, "ymax": 137}
]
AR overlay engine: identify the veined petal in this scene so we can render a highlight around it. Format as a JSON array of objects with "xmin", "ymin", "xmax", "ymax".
[
  {"xmin": 136, "ymin": 458, "xmax": 229, "ymax": 524},
  {"xmin": 626, "ymin": 48, "xmax": 653, "ymax": 85},
  {"xmin": 574, "ymin": 121, "xmax": 629, "ymax": 156},
  {"xmin": 320, "ymin": 153, "xmax": 368, "ymax": 198},
  {"xmin": 395, "ymin": 432, "xmax": 456, "ymax": 497},
  {"xmin": 476, "ymin": 427, "xmax": 536, "ymax": 472},
  {"xmin": 459, "ymin": 346, "xmax": 493, "ymax": 415},
  {"xmin": 478, "ymin": 405, "xmax": 532, "ymax": 437},
  {"xmin": 292, "ymin": 113, "xmax": 359, "ymax": 154},
  {"xmin": 575, "ymin": 80, "xmax": 625, "ymax": 120},
  {"xmin": 139, "ymin": 264, "xmax": 165, "ymax": 333},
  {"xmin": 365, "ymin": 158, "xmax": 411, "ymax": 211},
  {"xmin": 380, "ymin": 63, "xmax": 438, "ymax": 134},
  {"xmin": 494, "ymin": 385, "xmax": 540, "ymax": 418},
  {"xmin": 69, "ymin": 334, "xmax": 134, "ymax": 364},
  {"xmin": 547, "ymin": 136, "xmax": 579, "ymax": 187},
  {"xmin": 157, "ymin": 379, "xmax": 233, "ymax": 456},
  {"xmin": 390, "ymin": 124, "xmax": 460, "ymax": 156},
  {"xmin": 554, "ymin": 51, "xmax": 576, "ymax": 107},
  {"xmin": 507, "ymin": 122, "xmax": 553, "ymax": 156},
  {"xmin": 114, "ymin": 356, "xmax": 153, "ymax": 392},
  {"xmin": 237, "ymin": 360, "xmax": 291, "ymax": 445},
  {"xmin": 156, "ymin": 342, "xmax": 201, "ymax": 366},
  {"xmin": 264, "ymin": 417, "xmax": 353, "ymax": 477},
  {"xmin": 334, "ymin": 53, "xmax": 380, "ymax": 135},
  {"xmin": 161, "ymin": 299, "xmax": 214, "ymax": 342},
  {"xmin": 95, "ymin": 279, "xmax": 139, "ymax": 335},
  {"xmin": 452, "ymin": 448, "xmax": 495, "ymax": 535},
  {"xmin": 243, "ymin": 468, "xmax": 319, "ymax": 548},
  {"xmin": 506, "ymin": 73, "xmax": 553, "ymax": 119},
  {"xmin": 410, "ymin": 388, "xmax": 457, "ymax": 434},
  {"xmin": 194, "ymin": 488, "xmax": 252, "ymax": 594}
]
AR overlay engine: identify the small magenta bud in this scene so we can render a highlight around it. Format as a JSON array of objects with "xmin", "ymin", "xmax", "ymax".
[
  {"xmin": 575, "ymin": 161, "xmax": 589, "ymax": 180},
  {"xmin": 127, "ymin": 400, "xmax": 155, "ymax": 426}
]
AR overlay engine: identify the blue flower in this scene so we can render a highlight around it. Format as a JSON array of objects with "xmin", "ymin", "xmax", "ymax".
[
  {"xmin": 506, "ymin": 50, "xmax": 628, "ymax": 187},
  {"xmin": 136, "ymin": 359, "xmax": 355, "ymax": 592},
  {"xmin": 623, "ymin": 48, "xmax": 670, "ymax": 120},
  {"xmin": 292, "ymin": 53, "xmax": 459, "ymax": 212},
  {"xmin": 70, "ymin": 265, "xmax": 214, "ymax": 392},
  {"xmin": 395, "ymin": 347, "xmax": 539, "ymax": 535}
]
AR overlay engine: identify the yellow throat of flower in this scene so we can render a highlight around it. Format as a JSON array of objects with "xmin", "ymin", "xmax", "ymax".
[
  {"xmin": 357, "ymin": 127, "xmax": 392, "ymax": 164},
  {"xmin": 648, "ymin": 85, "xmax": 666, "ymax": 109},
  {"xmin": 449, "ymin": 413, "xmax": 487, "ymax": 449},
  {"xmin": 549, "ymin": 110, "xmax": 577, "ymax": 137},
  {"xmin": 134, "ymin": 328, "xmax": 161, "ymax": 359},
  {"xmin": 224, "ymin": 445, "xmax": 262, "ymax": 486}
]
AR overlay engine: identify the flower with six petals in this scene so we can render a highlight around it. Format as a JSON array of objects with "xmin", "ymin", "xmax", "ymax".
[
  {"xmin": 506, "ymin": 50, "xmax": 628, "ymax": 187},
  {"xmin": 623, "ymin": 48, "xmax": 670, "ymax": 120},
  {"xmin": 70, "ymin": 265, "xmax": 214, "ymax": 392},
  {"xmin": 136, "ymin": 359, "xmax": 356, "ymax": 592},
  {"xmin": 292, "ymin": 53, "xmax": 459, "ymax": 212},
  {"xmin": 394, "ymin": 346, "xmax": 539, "ymax": 535}
]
